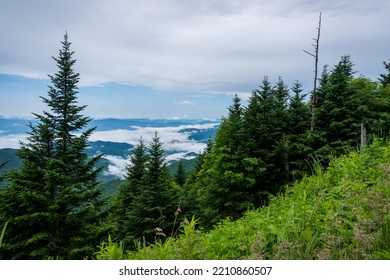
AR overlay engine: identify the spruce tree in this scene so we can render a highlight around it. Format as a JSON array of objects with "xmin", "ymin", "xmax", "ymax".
[
  {"xmin": 0, "ymin": 33, "xmax": 103, "ymax": 259},
  {"xmin": 196, "ymin": 95, "xmax": 259, "ymax": 226},
  {"xmin": 0, "ymin": 162, "xmax": 6, "ymax": 183},
  {"xmin": 314, "ymin": 55, "xmax": 362, "ymax": 159},
  {"xmin": 180, "ymin": 139, "xmax": 213, "ymax": 223},
  {"xmin": 126, "ymin": 132, "xmax": 178, "ymax": 244},
  {"xmin": 243, "ymin": 77, "xmax": 289, "ymax": 195},
  {"xmin": 174, "ymin": 160, "xmax": 187, "ymax": 188},
  {"xmin": 379, "ymin": 60, "xmax": 390, "ymax": 88},
  {"xmin": 109, "ymin": 138, "xmax": 148, "ymax": 245},
  {"xmin": 287, "ymin": 81, "xmax": 310, "ymax": 177}
]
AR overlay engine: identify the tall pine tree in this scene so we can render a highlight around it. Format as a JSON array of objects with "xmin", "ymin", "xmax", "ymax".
[
  {"xmin": 0, "ymin": 33, "xmax": 103, "ymax": 259},
  {"xmin": 379, "ymin": 60, "xmax": 390, "ymax": 88},
  {"xmin": 125, "ymin": 132, "xmax": 178, "ymax": 244},
  {"xmin": 109, "ymin": 138, "xmax": 148, "ymax": 245}
]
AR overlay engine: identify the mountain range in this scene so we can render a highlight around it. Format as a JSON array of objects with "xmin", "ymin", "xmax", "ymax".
[{"xmin": 0, "ymin": 117, "xmax": 219, "ymax": 181}]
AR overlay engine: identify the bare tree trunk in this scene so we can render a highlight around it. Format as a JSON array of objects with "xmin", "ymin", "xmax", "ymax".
[{"xmin": 304, "ymin": 12, "xmax": 322, "ymax": 131}]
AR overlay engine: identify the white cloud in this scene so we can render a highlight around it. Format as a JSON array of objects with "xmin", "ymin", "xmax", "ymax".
[
  {"xmin": 0, "ymin": 134, "xmax": 28, "ymax": 149},
  {"xmin": 2, "ymin": 0, "xmax": 389, "ymax": 119},
  {"xmin": 177, "ymin": 101, "xmax": 195, "ymax": 105},
  {"xmin": 95, "ymin": 122, "xmax": 218, "ymax": 178},
  {"xmin": 1, "ymin": 0, "xmax": 389, "ymax": 91},
  {"xmin": 102, "ymin": 154, "xmax": 129, "ymax": 179},
  {"xmin": 89, "ymin": 122, "xmax": 218, "ymax": 154}
]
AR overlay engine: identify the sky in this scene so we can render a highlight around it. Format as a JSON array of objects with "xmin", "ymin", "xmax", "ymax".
[{"xmin": 1, "ymin": 0, "xmax": 390, "ymax": 119}]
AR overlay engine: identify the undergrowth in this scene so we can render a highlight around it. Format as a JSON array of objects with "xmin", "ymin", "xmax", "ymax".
[{"xmin": 95, "ymin": 140, "xmax": 390, "ymax": 260}]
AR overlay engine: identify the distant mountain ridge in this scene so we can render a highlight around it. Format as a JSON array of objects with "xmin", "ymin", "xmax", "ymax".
[{"xmin": 0, "ymin": 117, "xmax": 219, "ymax": 180}]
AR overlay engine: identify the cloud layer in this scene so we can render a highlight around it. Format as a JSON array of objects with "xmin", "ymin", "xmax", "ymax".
[
  {"xmin": 0, "ymin": 120, "xmax": 218, "ymax": 178},
  {"xmin": 1, "ymin": 0, "xmax": 389, "ymax": 90},
  {"xmin": 1, "ymin": 0, "xmax": 389, "ymax": 119}
]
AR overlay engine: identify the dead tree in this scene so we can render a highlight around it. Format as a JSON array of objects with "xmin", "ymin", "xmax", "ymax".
[{"xmin": 304, "ymin": 12, "xmax": 322, "ymax": 131}]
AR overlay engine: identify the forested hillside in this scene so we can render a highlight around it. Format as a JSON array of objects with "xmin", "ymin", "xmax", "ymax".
[
  {"xmin": 1, "ymin": 34, "xmax": 390, "ymax": 260},
  {"xmin": 96, "ymin": 140, "xmax": 390, "ymax": 260}
]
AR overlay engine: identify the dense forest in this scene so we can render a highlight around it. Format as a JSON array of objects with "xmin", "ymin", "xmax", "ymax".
[{"xmin": 1, "ymin": 33, "xmax": 390, "ymax": 259}]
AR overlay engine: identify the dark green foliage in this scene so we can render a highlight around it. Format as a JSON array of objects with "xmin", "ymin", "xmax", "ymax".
[
  {"xmin": 3, "ymin": 31, "xmax": 390, "ymax": 259},
  {"xmin": 194, "ymin": 94, "xmax": 261, "ymax": 226},
  {"xmin": 286, "ymin": 81, "xmax": 310, "ymax": 177},
  {"xmin": 379, "ymin": 60, "xmax": 390, "ymax": 87},
  {"xmin": 0, "ymin": 33, "xmax": 104, "ymax": 259},
  {"xmin": 312, "ymin": 55, "xmax": 390, "ymax": 162},
  {"xmin": 243, "ymin": 77, "xmax": 290, "ymax": 194},
  {"xmin": 0, "ymin": 161, "xmax": 6, "ymax": 183},
  {"xmin": 179, "ymin": 139, "xmax": 214, "ymax": 224},
  {"xmin": 315, "ymin": 56, "xmax": 359, "ymax": 154},
  {"xmin": 125, "ymin": 140, "xmax": 390, "ymax": 260},
  {"xmin": 174, "ymin": 160, "xmax": 187, "ymax": 187},
  {"xmin": 109, "ymin": 139, "xmax": 148, "ymax": 245},
  {"xmin": 190, "ymin": 78, "xmax": 296, "ymax": 226},
  {"xmin": 110, "ymin": 133, "xmax": 179, "ymax": 246},
  {"xmin": 133, "ymin": 132, "xmax": 178, "ymax": 242},
  {"xmin": 188, "ymin": 57, "xmax": 390, "ymax": 229}
]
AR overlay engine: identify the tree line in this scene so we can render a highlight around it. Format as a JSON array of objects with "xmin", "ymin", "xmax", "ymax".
[{"xmin": 1, "ymin": 34, "xmax": 390, "ymax": 259}]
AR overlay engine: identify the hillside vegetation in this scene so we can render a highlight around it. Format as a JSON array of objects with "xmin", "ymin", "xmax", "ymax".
[
  {"xmin": 96, "ymin": 140, "xmax": 390, "ymax": 260},
  {"xmin": 2, "ymin": 34, "xmax": 390, "ymax": 260}
]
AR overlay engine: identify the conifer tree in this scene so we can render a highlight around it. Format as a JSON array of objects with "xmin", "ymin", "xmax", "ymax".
[
  {"xmin": 0, "ymin": 162, "xmax": 6, "ymax": 182},
  {"xmin": 243, "ymin": 76, "xmax": 289, "ymax": 195},
  {"xmin": 287, "ymin": 81, "xmax": 310, "ymax": 176},
  {"xmin": 196, "ymin": 95, "xmax": 259, "ymax": 226},
  {"xmin": 174, "ymin": 160, "xmax": 187, "ymax": 188},
  {"xmin": 0, "ymin": 33, "xmax": 103, "ymax": 259},
  {"xmin": 379, "ymin": 60, "xmax": 390, "ymax": 88},
  {"xmin": 126, "ymin": 132, "xmax": 178, "ymax": 243},
  {"xmin": 109, "ymin": 138, "xmax": 148, "ymax": 245},
  {"xmin": 314, "ymin": 55, "xmax": 362, "ymax": 158},
  {"xmin": 180, "ymin": 139, "xmax": 213, "ymax": 223}
]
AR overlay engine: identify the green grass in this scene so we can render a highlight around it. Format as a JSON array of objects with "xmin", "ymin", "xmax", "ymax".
[{"xmin": 96, "ymin": 140, "xmax": 390, "ymax": 260}]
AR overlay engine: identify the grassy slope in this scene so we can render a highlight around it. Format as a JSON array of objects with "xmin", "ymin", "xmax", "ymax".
[{"xmin": 97, "ymin": 140, "xmax": 390, "ymax": 260}]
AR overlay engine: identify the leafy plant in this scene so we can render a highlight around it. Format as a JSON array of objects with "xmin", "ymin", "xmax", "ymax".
[
  {"xmin": 94, "ymin": 235, "xmax": 124, "ymax": 260},
  {"xmin": 115, "ymin": 140, "xmax": 390, "ymax": 260}
]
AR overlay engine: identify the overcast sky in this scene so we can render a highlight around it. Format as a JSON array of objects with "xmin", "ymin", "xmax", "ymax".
[{"xmin": 1, "ymin": 0, "xmax": 389, "ymax": 119}]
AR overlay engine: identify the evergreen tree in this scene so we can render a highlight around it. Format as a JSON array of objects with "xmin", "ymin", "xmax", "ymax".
[
  {"xmin": 174, "ymin": 160, "xmax": 187, "ymax": 188},
  {"xmin": 314, "ymin": 55, "xmax": 363, "ymax": 159},
  {"xmin": 109, "ymin": 138, "xmax": 148, "ymax": 245},
  {"xmin": 350, "ymin": 77, "xmax": 390, "ymax": 139},
  {"xmin": 180, "ymin": 139, "xmax": 214, "ymax": 223},
  {"xmin": 0, "ymin": 162, "xmax": 6, "ymax": 183},
  {"xmin": 287, "ymin": 81, "xmax": 310, "ymax": 177},
  {"xmin": 243, "ymin": 76, "xmax": 289, "ymax": 196},
  {"xmin": 126, "ymin": 132, "xmax": 178, "ymax": 244},
  {"xmin": 0, "ymin": 33, "xmax": 103, "ymax": 259},
  {"xmin": 379, "ymin": 60, "xmax": 390, "ymax": 88},
  {"xmin": 195, "ymin": 95, "xmax": 259, "ymax": 226}
]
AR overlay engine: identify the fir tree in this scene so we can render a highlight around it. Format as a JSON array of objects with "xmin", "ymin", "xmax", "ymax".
[
  {"xmin": 174, "ymin": 160, "xmax": 187, "ymax": 188},
  {"xmin": 126, "ymin": 132, "xmax": 178, "ymax": 244},
  {"xmin": 314, "ymin": 55, "xmax": 362, "ymax": 159},
  {"xmin": 180, "ymin": 139, "xmax": 214, "ymax": 223},
  {"xmin": 287, "ymin": 81, "xmax": 310, "ymax": 177},
  {"xmin": 0, "ymin": 33, "xmax": 103, "ymax": 259},
  {"xmin": 109, "ymin": 138, "xmax": 148, "ymax": 245},
  {"xmin": 379, "ymin": 60, "xmax": 390, "ymax": 88},
  {"xmin": 243, "ymin": 76, "xmax": 289, "ymax": 195},
  {"xmin": 0, "ymin": 161, "xmax": 6, "ymax": 183},
  {"xmin": 196, "ymin": 95, "xmax": 259, "ymax": 226}
]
